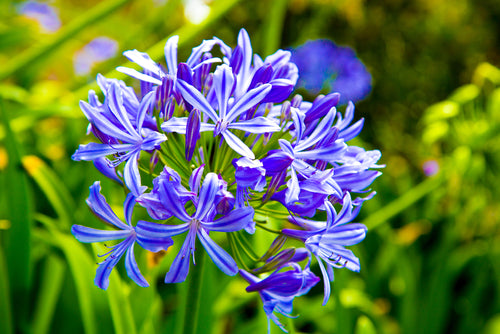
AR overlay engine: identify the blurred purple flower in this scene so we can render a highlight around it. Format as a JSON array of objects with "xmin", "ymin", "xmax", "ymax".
[
  {"xmin": 423, "ymin": 159, "xmax": 439, "ymax": 176},
  {"xmin": 18, "ymin": 1, "xmax": 61, "ymax": 32},
  {"xmin": 291, "ymin": 40, "xmax": 372, "ymax": 104},
  {"xmin": 74, "ymin": 37, "xmax": 119, "ymax": 75}
]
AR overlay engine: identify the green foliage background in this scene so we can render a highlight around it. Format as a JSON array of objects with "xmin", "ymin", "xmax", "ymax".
[{"xmin": 1, "ymin": 0, "xmax": 499, "ymax": 333}]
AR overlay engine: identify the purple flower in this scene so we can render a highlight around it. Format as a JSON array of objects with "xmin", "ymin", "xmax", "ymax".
[
  {"xmin": 18, "ymin": 1, "xmax": 61, "ymax": 32},
  {"xmin": 283, "ymin": 193, "xmax": 367, "ymax": 304},
  {"xmin": 291, "ymin": 39, "xmax": 372, "ymax": 104},
  {"xmin": 71, "ymin": 182, "xmax": 173, "ymax": 290},
  {"xmin": 423, "ymin": 159, "xmax": 439, "ymax": 176},
  {"xmin": 72, "ymin": 79, "xmax": 166, "ymax": 196},
  {"xmin": 162, "ymin": 64, "xmax": 281, "ymax": 158},
  {"xmin": 262, "ymin": 108, "xmax": 346, "ymax": 204},
  {"xmin": 240, "ymin": 259, "xmax": 319, "ymax": 333},
  {"xmin": 136, "ymin": 171, "xmax": 254, "ymax": 283},
  {"xmin": 74, "ymin": 37, "xmax": 118, "ymax": 75}
]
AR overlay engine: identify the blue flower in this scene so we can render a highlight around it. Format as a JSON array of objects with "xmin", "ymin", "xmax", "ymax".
[
  {"xmin": 74, "ymin": 37, "xmax": 118, "ymax": 75},
  {"xmin": 162, "ymin": 64, "xmax": 281, "ymax": 158},
  {"xmin": 72, "ymin": 79, "xmax": 166, "ymax": 196},
  {"xmin": 283, "ymin": 193, "xmax": 367, "ymax": 304},
  {"xmin": 291, "ymin": 39, "xmax": 372, "ymax": 104},
  {"xmin": 262, "ymin": 108, "xmax": 346, "ymax": 204},
  {"xmin": 18, "ymin": 1, "xmax": 61, "ymax": 32},
  {"xmin": 71, "ymin": 182, "xmax": 173, "ymax": 290},
  {"xmin": 240, "ymin": 258, "xmax": 319, "ymax": 333},
  {"xmin": 136, "ymin": 171, "xmax": 254, "ymax": 283}
]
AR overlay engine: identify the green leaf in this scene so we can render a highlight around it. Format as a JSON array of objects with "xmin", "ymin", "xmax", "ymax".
[
  {"xmin": 0, "ymin": 245, "xmax": 13, "ymax": 334},
  {"xmin": 49, "ymin": 226, "xmax": 99, "ymax": 334},
  {"xmin": 92, "ymin": 243, "xmax": 138, "ymax": 334},
  {"xmin": 0, "ymin": 99, "xmax": 32, "ymax": 330},
  {"xmin": 32, "ymin": 255, "xmax": 66, "ymax": 334},
  {"xmin": 22, "ymin": 155, "xmax": 75, "ymax": 228}
]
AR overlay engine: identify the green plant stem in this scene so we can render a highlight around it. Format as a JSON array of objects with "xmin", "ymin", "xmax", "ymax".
[
  {"xmin": 182, "ymin": 250, "xmax": 205, "ymax": 334},
  {"xmin": 0, "ymin": 0, "xmax": 132, "ymax": 81}
]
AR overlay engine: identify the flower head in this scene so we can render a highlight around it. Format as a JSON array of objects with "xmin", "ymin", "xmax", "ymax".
[{"xmin": 291, "ymin": 39, "xmax": 372, "ymax": 104}]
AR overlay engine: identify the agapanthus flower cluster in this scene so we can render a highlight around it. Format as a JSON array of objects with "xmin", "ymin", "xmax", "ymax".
[
  {"xmin": 71, "ymin": 29, "xmax": 382, "ymax": 332},
  {"xmin": 291, "ymin": 39, "xmax": 372, "ymax": 104}
]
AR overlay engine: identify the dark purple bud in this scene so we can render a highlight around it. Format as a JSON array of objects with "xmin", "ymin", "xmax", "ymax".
[
  {"xmin": 304, "ymin": 92, "xmax": 340, "ymax": 123},
  {"xmin": 249, "ymin": 64, "xmax": 273, "ymax": 89},
  {"xmin": 149, "ymin": 150, "xmax": 159, "ymax": 172},
  {"xmin": 177, "ymin": 63, "xmax": 193, "ymax": 85},
  {"xmin": 230, "ymin": 45, "xmax": 243, "ymax": 74},
  {"xmin": 163, "ymin": 97, "xmax": 175, "ymax": 120},
  {"xmin": 259, "ymin": 234, "xmax": 287, "ymax": 262},
  {"xmin": 185, "ymin": 108, "xmax": 201, "ymax": 161},
  {"xmin": 264, "ymin": 170, "xmax": 286, "ymax": 201},
  {"xmin": 203, "ymin": 73, "xmax": 213, "ymax": 94},
  {"xmin": 253, "ymin": 248, "xmax": 296, "ymax": 274}
]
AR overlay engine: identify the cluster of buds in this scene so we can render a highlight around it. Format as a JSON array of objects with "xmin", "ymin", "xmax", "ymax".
[{"xmin": 71, "ymin": 29, "xmax": 382, "ymax": 332}]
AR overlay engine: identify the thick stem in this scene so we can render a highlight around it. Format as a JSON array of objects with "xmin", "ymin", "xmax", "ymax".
[{"xmin": 182, "ymin": 250, "xmax": 205, "ymax": 334}]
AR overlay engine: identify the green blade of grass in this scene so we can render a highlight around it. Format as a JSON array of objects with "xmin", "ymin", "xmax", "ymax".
[
  {"xmin": 0, "ymin": 0, "xmax": 132, "ymax": 81},
  {"xmin": 32, "ymin": 255, "xmax": 66, "ymax": 334},
  {"xmin": 0, "ymin": 245, "xmax": 13, "ymax": 334},
  {"xmin": 37, "ymin": 218, "xmax": 99, "ymax": 334},
  {"xmin": 262, "ymin": 0, "xmax": 289, "ymax": 56},
  {"xmin": 22, "ymin": 155, "xmax": 75, "ymax": 229},
  {"xmin": 0, "ymin": 99, "xmax": 32, "ymax": 331},
  {"xmin": 94, "ymin": 242, "xmax": 138, "ymax": 334},
  {"xmin": 361, "ymin": 173, "xmax": 445, "ymax": 230}
]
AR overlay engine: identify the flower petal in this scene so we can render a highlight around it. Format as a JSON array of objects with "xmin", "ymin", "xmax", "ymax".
[
  {"xmin": 135, "ymin": 220, "xmax": 190, "ymax": 238},
  {"xmin": 71, "ymin": 225, "xmax": 131, "ymax": 243},
  {"xmin": 202, "ymin": 207, "xmax": 254, "ymax": 232},
  {"xmin": 116, "ymin": 66, "xmax": 162, "ymax": 85},
  {"xmin": 197, "ymin": 228, "xmax": 238, "ymax": 276},
  {"xmin": 86, "ymin": 181, "xmax": 130, "ymax": 230},
  {"xmin": 194, "ymin": 173, "xmax": 219, "ymax": 220},
  {"xmin": 164, "ymin": 228, "xmax": 196, "ymax": 283},
  {"xmin": 125, "ymin": 243, "xmax": 149, "ymax": 287},
  {"xmin": 164, "ymin": 35, "xmax": 179, "ymax": 75},
  {"xmin": 176, "ymin": 79, "xmax": 219, "ymax": 122},
  {"xmin": 221, "ymin": 130, "xmax": 255, "ymax": 159},
  {"xmin": 213, "ymin": 64, "xmax": 234, "ymax": 119},
  {"xmin": 227, "ymin": 117, "xmax": 281, "ymax": 134},
  {"xmin": 226, "ymin": 84, "xmax": 272, "ymax": 124}
]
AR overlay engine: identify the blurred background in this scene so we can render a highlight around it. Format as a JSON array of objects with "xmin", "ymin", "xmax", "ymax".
[{"xmin": 1, "ymin": 0, "xmax": 499, "ymax": 333}]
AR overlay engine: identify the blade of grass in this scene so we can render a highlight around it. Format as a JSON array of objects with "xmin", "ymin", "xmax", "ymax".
[
  {"xmin": 262, "ymin": 0, "xmax": 289, "ymax": 56},
  {"xmin": 36, "ymin": 217, "xmax": 99, "ymax": 334},
  {"xmin": 0, "ymin": 99, "xmax": 32, "ymax": 331},
  {"xmin": 22, "ymin": 155, "xmax": 75, "ymax": 228},
  {"xmin": 0, "ymin": 0, "xmax": 132, "ymax": 81},
  {"xmin": 107, "ymin": 271, "xmax": 138, "ymax": 334},
  {"xmin": 361, "ymin": 173, "xmax": 445, "ymax": 230},
  {"xmin": 0, "ymin": 245, "xmax": 13, "ymax": 334},
  {"xmin": 32, "ymin": 255, "xmax": 66, "ymax": 334}
]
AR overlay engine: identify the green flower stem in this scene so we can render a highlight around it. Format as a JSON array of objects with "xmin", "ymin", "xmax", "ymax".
[
  {"xmin": 0, "ymin": 0, "xmax": 132, "ymax": 81},
  {"xmin": 181, "ymin": 250, "xmax": 205, "ymax": 334}
]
